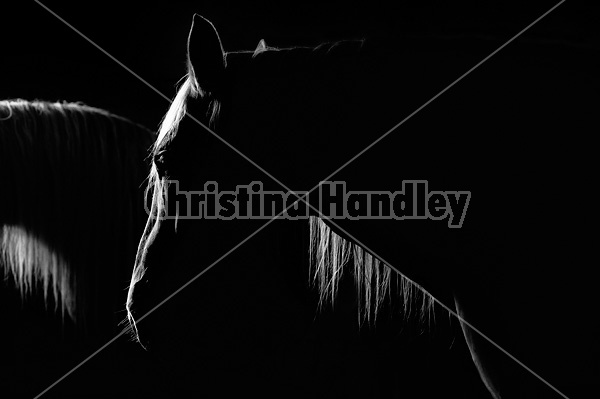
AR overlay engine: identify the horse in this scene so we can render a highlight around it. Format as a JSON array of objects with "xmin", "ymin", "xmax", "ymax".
[
  {"xmin": 125, "ymin": 15, "xmax": 599, "ymax": 398},
  {"xmin": 0, "ymin": 99, "xmax": 155, "ymax": 396}
]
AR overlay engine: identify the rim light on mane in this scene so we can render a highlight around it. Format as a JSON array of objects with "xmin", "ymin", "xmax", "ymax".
[
  {"xmin": 1, "ymin": 225, "xmax": 74, "ymax": 318},
  {"xmin": 1, "ymin": 99, "xmax": 154, "ymax": 322},
  {"xmin": 309, "ymin": 216, "xmax": 434, "ymax": 324}
]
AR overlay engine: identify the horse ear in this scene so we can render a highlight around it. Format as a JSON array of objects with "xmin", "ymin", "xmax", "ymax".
[
  {"xmin": 253, "ymin": 39, "xmax": 267, "ymax": 57},
  {"xmin": 187, "ymin": 14, "xmax": 226, "ymax": 94}
]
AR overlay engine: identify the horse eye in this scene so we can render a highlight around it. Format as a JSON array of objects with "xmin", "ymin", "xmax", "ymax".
[{"xmin": 153, "ymin": 151, "xmax": 169, "ymax": 177}]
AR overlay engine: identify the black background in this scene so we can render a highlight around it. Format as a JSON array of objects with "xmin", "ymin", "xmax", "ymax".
[
  {"xmin": 2, "ymin": 1, "xmax": 597, "ymax": 132},
  {"xmin": 1, "ymin": 1, "xmax": 598, "ymax": 398}
]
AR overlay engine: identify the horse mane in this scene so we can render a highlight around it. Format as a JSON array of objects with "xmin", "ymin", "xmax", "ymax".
[
  {"xmin": 1, "ymin": 225, "xmax": 72, "ymax": 318},
  {"xmin": 130, "ymin": 40, "xmax": 434, "ymax": 333},
  {"xmin": 0, "ymin": 99, "xmax": 155, "ymax": 322},
  {"xmin": 309, "ymin": 217, "xmax": 434, "ymax": 325}
]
